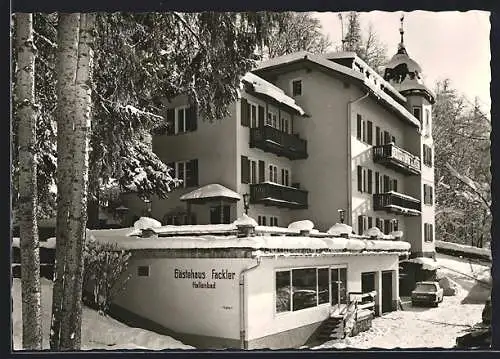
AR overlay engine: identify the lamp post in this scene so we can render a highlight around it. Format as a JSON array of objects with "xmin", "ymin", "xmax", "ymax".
[
  {"xmin": 338, "ymin": 209, "xmax": 346, "ymax": 224},
  {"xmin": 243, "ymin": 193, "xmax": 250, "ymax": 215}
]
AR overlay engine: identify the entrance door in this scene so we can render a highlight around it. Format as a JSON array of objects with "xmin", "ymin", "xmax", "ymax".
[
  {"xmin": 361, "ymin": 272, "xmax": 375, "ymax": 293},
  {"xmin": 382, "ymin": 271, "xmax": 393, "ymax": 314},
  {"xmin": 331, "ymin": 267, "xmax": 347, "ymax": 313},
  {"xmin": 209, "ymin": 205, "xmax": 230, "ymax": 224}
]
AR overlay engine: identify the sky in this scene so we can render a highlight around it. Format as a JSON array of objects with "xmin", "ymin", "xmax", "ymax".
[{"xmin": 313, "ymin": 11, "xmax": 491, "ymax": 115}]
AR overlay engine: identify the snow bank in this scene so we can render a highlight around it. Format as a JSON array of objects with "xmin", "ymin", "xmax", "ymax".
[
  {"xmin": 435, "ymin": 240, "xmax": 491, "ymax": 259},
  {"xmin": 12, "ymin": 278, "xmax": 193, "ymax": 350},
  {"xmin": 134, "ymin": 217, "xmax": 162, "ymax": 231},
  {"xmin": 363, "ymin": 227, "xmax": 383, "ymax": 238},
  {"xmin": 403, "ymin": 257, "xmax": 439, "ymax": 270},
  {"xmin": 233, "ymin": 214, "xmax": 258, "ymax": 227},
  {"xmin": 327, "ymin": 223, "xmax": 353, "ymax": 236},
  {"xmin": 288, "ymin": 220, "xmax": 314, "ymax": 231}
]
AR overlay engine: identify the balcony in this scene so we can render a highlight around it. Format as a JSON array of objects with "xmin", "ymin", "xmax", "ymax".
[
  {"xmin": 250, "ymin": 182, "xmax": 308, "ymax": 209},
  {"xmin": 373, "ymin": 144, "xmax": 421, "ymax": 175},
  {"xmin": 373, "ymin": 191, "xmax": 421, "ymax": 216},
  {"xmin": 250, "ymin": 126, "xmax": 308, "ymax": 160}
]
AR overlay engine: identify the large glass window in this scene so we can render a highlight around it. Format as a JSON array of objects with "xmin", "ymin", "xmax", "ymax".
[
  {"xmin": 318, "ymin": 268, "xmax": 330, "ymax": 305},
  {"xmin": 292, "ymin": 268, "xmax": 317, "ymax": 311},
  {"xmin": 276, "ymin": 271, "xmax": 291, "ymax": 313},
  {"xmin": 331, "ymin": 267, "xmax": 347, "ymax": 307}
]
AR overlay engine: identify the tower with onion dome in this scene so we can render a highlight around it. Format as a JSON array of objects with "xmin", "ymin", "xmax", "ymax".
[{"xmin": 384, "ymin": 14, "xmax": 436, "ymax": 259}]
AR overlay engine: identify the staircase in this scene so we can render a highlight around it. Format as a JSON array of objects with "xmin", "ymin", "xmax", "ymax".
[{"xmin": 315, "ymin": 315, "xmax": 345, "ymax": 341}]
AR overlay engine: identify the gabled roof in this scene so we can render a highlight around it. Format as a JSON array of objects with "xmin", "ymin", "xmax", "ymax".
[{"xmin": 254, "ymin": 52, "xmax": 421, "ymax": 128}]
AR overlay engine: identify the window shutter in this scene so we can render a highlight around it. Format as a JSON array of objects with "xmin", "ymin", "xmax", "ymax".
[
  {"xmin": 363, "ymin": 169, "xmax": 367, "ymax": 192},
  {"xmin": 393, "ymin": 179, "xmax": 398, "ymax": 192},
  {"xmin": 430, "ymin": 224, "xmax": 434, "ymax": 241},
  {"xmin": 430, "ymin": 186, "xmax": 433, "ymax": 205},
  {"xmin": 362, "ymin": 121, "xmax": 367, "ymax": 142},
  {"xmin": 367, "ymin": 169, "xmax": 373, "ymax": 194},
  {"xmin": 186, "ymin": 105, "xmax": 198, "ymax": 131},
  {"xmin": 241, "ymin": 98, "xmax": 249, "ymax": 127},
  {"xmin": 258, "ymin": 160, "xmax": 265, "ymax": 183},
  {"xmin": 384, "ymin": 131, "xmax": 391, "ymax": 144},
  {"xmin": 167, "ymin": 162, "xmax": 176, "ymax": 179},
  {"xmin": 383, "ymin": 175, "xmax": 390, "ymax": 192},
  {"xmin": 357, "ymin": 114, "xmax": 362, "ymax": 140},
  {"xmin": 384, "ymin": 220, "xmax": 390, "ymax": 235},
  {"xmin": 376, "ymin": 126, "xmax": 381, "ymax": 145},
  {"xmin": 241, "ymin": 156, "xmax": 250, "ymax": 183},
  {"xmin": 368, "ymin": 216, "xmax": 373, "ymax": 229},
  {"xmin": 258, "ymin": 105, "xmax": 265, "ymax": 128},
  {"xmin": 166, "ymin": 108, "xmax": 175, "ymax": 135},
  {"xmin": 375, "ymin": 171, "xmax": 379, "ymax": 194},
  {"xmin": 367, "ymin": 121, "xmax": 373, "ymax": 145},
  {"xmin": 394, "ymin": 220, "xmax": 399, "ymax": 231},
  {"xmin": 357, "ymin": 166, "xmax": 363, "ymax": 192},
  {"xmin": 358, "ymin": 215, "xmax": 364, "ymax": 235},
  {"xmin": 186, "ymin": 159, "xmax": 198, "ymax": 187}
]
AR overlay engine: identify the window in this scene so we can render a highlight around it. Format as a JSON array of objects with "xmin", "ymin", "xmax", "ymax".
[
  {"xmin": 267, "ymin": 110, "xmax": 278, "ymax": 128},
  {"xmin": 281, "ymin": 169, "xmax": 290, "ymax": 186},
  {"xmin": 375, "ymin": 126, "xmax": 381, "ymax": 145},
  {"xmin": 331, "ymin": 267, "xmax": 347, "ymax": 307},
  {"xmin": 292, "ymin": 268, "xmax": 317, "ymax": 311},
  {"xmin": 270, "ymin": 216, "xmax": 279, "ymax": 227},
  {"xmin": 258, "ymin": 215, "xmax": 268, "ymax": 226},
  {"xmin": 280, "ymin": 115, "xmax": 291, "ymax": 134},
  {"xmin": 356, "ymin": 115, "xmax": 372, "ymax": 144},
  {"xmin": 424, "ymin": 109, "xmax": 431, "ymax": 136},
  {"xmin": 210, "ymin": 205, "xmax": 230, "ymax": 224},
  {"xmin": 318, "ymin": 268, "xmax": 329, "ymax": 305},
  {"xmin": 357, "ymin": 114, "xmax": 362, "ymax": 140},
  {"xmin": 413, "ymin": 107, "xmax": 422, "ymax": 121},
  {"xmin": 250, "ymin": 102, "xmax": 258, "ymax": 128},
  {"xmin": 168, "ymin": 159, "xmax": 199, "ymax": 188},
  {"xmin": 250, "ymin": 159, "xmax": 258, "ymax": 184},
  {"xmin": 424, "ymin": 184, "xmax": 434, "ymax": 205},
  {"xmin": 269, "ymin": 164, "xmax": 278, "ymax": 183},
  {"xmin": 391, "ymin": 219, "xmax": 399, "ymax": 232},
  {"xmin": 362, "ymin": 120, "xmax": 367, "ymax": 142},
  {"xmin": 392, "ymin": 179, "xmax": 398, "ymax": 192},
  {"xmin": 165, "ymin": 105, "xmax": 197, "ymax": 135},
  {"xmin": 241, "ymin": 99, "xmax": 264, "ymax": 128},
  {"xmin": 384, "ymin": 131, "xmax": 391, "ymax": 144},
  {"xmin": 358, "ymin": 215, "xmax": 369, "ymax": 235},
  {"xmin": 276, "ymin": 271, "xmax": 291, "ymax": 313},
  {"xmin": 358, "ymin": 166, "xmax": 372, "ymax": 193},
  {"xmin": 423, "ymin": 144, "xmax": 433, "ymax": 167},
  {"xmin": 424, "ymin": 223, "xmax": 434, "ymax": 242},
  {"xmin": 137, "ymin": 266, "xmax": 150, "ymax": 277},
  {"xmin": 375, "ymin": 218, "xmax": 383, "ymax": 231},
  {"xmin": 292, "ymin": 79, "xmax": 302, "ymax": 96},
  {"xmin": 367, "ymin": 121, "xmax": 373, "ymax": 145}
]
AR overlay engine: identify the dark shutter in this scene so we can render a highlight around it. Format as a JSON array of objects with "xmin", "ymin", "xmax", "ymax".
[
  {"xmin": 358, "ymin": 215, "xmax": 364, "ymax": 235},
  {"xmin": 430, "ymin": 224, "xmax": 434, "ymax": 241},
  {"xmin": 394, "ymin": 220, "xmax": 399, "ymax": 231},
  {"xmin": 368, "ymin": 216, "xmax": 373, "ymax": 229},
  {"xmin": 167, "ymin": 162, "xmax": 176, "ymax": 179},
  {"xmin": 393, "ymin": 179, "xmax": 398, "ymax": 192},
  {"xmin": 166, "ymin": 108, "xmax": 175, "ymax": 135},
  {"xmin": 241, "ymin": 98, "xmax": 249, "ymax": 127},
  {"xmin": 357, "ymin": 166, "xmax": 363, "ymax": 192},
  {"xmin": 367, "ymin": 121, "xmax": 373, "ymax": 145},
  {"xmin": 186, "ymin": 159, "xmax": 198, "ymax": 187},
  {"xmin": 383, "ymin": 175, "xmax": 390, "ymax": 192},
  {"xmin": 258, "ymin": 105, "xmax": 265, "ymax": 128},
  {"xmin": 375, "ymin": 171, "xmax": 379, "ymax": 193},
  {"xmin": 430, "ymin": 186, "xmax": 433, "ymax": 205},
  {"xmin": 363, "ymin": 169, "xmax": 367, "ymax": 192},
  {"xmin": 424, "ymin": 184, "xmax": 429, "ymax": 204},
  {"xmin": 384, "ymin": 220, "xmax": 390, "ymax": 235},
  {"xmin": 384, "ymin": 131, "xmax": 391, "ymax": 144},
  {"xmin": 376, "ymin": 126, "xmax": 381, "ymax": 145},
  {"xmin": 258, "ymin": 160, "xmax": 265, "ymax": 182},
  {"xmin": 367, "ymin": 169, "xmax": 373, "ymax": 194},
  {"xmin": 241, "ymin": 156, "xmax": 250, "ymax": 184},
  {"xmin": 186, "ymin": 105, "xmax": 198, "ymax": 131},
  {"xmin": 391, "ymin": 136, "xmax": 396, "ymax": 144},
  {"xmin": 357, "ymin": 114, "xmax": 362, "ymax": 140}
]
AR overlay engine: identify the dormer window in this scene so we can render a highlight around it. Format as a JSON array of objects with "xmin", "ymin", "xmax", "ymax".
[
  {"xmin": 291, "ymin": 79, "xmax": 302, "ymax": 96},
  {"xmin": 413, "ymin": 106, "xmax": 422, "ymax": 121}
]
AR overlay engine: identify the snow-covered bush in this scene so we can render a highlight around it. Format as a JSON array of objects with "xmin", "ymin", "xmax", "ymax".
[
  {"xmin": 83, "ymin": 241, "xmax": 131, "ymax": 315},
  {"xmin": 288, "ymin": 220, "xmax": 314, "ymax": 231}
]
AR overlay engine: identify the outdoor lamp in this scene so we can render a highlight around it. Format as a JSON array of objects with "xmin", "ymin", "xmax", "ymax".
[
  {"xmin": 243, "ymin": 193, "xmax": 250, "ymax": 215},
  {"xmin": 338, "ymin": 209, "xmax": 346, "ymax": 224}
]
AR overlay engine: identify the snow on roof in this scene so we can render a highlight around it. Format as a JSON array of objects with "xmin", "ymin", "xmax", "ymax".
[
  {"xmin": 435, "ymin": 240, "xmax": 491, "ymax": 259},
  {"xmin": 242, "ymin": 72, "xmax": 305, "ymax": 116},
  {"xmin": 180, "ymin": 183, "xmax": 241, "ymax": 202},
  {"xmin": 288, "ymin": 220, "xmax": 315, "ymax": 231},
  {"xmin": 90, "ymin": 230, "xmax": 410, "ymax": 254},
  {"xmin": 255, "ymin": 51, "xmax": 420, "ymax": 128},
  {"xmin": 233, "ymin": 214, "xmax": 258, "ymax": 227},
  {"xmin": 327, "ymin": 223, "xmax": 353, "ymax": 236},
  {"xmin": 386, "ymin": 191, "xmax": 420, "ymax": 202},
  {"xmin": 403, "ymin": 257, "xmax": 439, "ymax": 271},
  {"xmin": 385, "ymin": 204, "xmax": 421, "ymax": 216}
]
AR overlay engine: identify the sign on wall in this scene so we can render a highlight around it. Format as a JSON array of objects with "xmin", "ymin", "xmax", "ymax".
[{"xmin": 174, "ymin": 267, "xmax": 237, "ymax": 289}]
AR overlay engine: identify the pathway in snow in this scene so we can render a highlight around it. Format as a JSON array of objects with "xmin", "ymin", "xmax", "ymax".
[{"xmin": 312, "ymin": 254, "xmax": 490, "ymax": 350}]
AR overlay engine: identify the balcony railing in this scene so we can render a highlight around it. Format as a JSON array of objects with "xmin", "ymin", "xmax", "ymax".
[
  {"xmin": 373, "ymin": 191, "xmax": 421, "ymax": 216},
  {"xmin": 373, "ymin": 143, "xmax": 421, "ymax": 175},
  {"xmin": 250, "ymin": 182, "xmax": 308, "ymax": 209},
  {"xmin": 250, "ymin": 126, "xmax": 308, "ymax": 160}
]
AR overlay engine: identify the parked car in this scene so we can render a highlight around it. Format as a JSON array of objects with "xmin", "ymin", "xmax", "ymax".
[
  {"xmin": 456, "ymin": 326, "xmax": 491, "ymax": 349},
  {"xmin": 411, "ymin": 281, "xmax": 444, "ymax": 307},
  {"xmin": 482, "ymin": 296, "xmax": 491, "ymax": 324}
]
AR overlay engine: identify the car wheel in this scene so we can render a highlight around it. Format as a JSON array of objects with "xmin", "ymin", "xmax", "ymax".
[{"xmin": 433, "ymin": 302, "xmax": 439, "ymax": 307}]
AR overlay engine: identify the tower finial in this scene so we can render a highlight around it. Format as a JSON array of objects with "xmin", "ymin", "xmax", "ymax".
[{"xmin": 399, "ymin": 13, "xmax": 405, "ymax": 45}]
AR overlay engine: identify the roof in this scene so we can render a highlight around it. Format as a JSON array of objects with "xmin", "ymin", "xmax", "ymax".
[
  {"xmin": 241, "ymin": 72, "xmax": 305, "ymax": 116},
  {"xmin": 254, "ymin": 52, "xmax": 421, "ymax": 128},
  {"xmin": 179, "ymin": 183, "xmax": 241, "ymax": 202}
]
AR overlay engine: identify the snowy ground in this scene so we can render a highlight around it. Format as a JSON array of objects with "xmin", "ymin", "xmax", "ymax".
[
  {"xmin": 312, "ymin": 253, "xmax": 491, "ymax": 350},
  {"xmin": 12, "ymin": 278, "xmax": 194, "ymax": 351}
]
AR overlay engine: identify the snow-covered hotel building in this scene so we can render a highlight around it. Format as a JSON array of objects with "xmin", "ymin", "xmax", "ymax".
[{"xmin": 124, "ymin": 35, "xmax": 436, "ymax": 259}]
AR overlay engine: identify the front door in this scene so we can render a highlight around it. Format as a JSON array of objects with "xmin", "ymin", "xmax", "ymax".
[
  {"xmin": 382, "ymin": 271, "xmax": 393, "ymax": 314},
  {"xmin": 331, "ymin": 267, "xmax": 347, "ymax": 313},
  {"xmin": 209, "ymin": 205, "xmax": 230, "ymax": 224}
]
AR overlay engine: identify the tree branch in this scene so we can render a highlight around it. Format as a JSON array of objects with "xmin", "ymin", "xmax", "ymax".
[
  {"xmin": 172, "ymin": 12, "xmax": 206, "ymax": 51},
  {"xmin": 445, "ymin": 162, "xmax": 491, "ymax": 212}
]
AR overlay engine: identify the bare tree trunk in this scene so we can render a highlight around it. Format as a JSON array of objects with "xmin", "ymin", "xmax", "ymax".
[
  {"xmin": 50, "ymin": 13, "xmax": 95, "ymax": 350},
  {"xmin": 14, "ymin": 12, "xmax": 42, "ymax": 350}
]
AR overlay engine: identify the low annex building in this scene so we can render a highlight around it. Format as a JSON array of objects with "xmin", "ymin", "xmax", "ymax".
[{"xmin": 92, "ymin": 217, "xmax": 410, "ymax": 349}]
